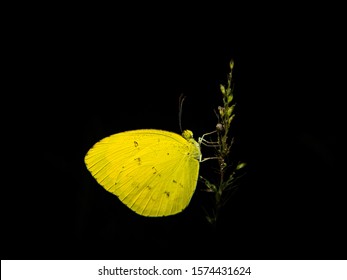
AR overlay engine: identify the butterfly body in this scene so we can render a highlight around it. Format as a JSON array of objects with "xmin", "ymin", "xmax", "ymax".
[{"xmin": 85, "ymin": 129, "xmax": 201, "ymax": 217}]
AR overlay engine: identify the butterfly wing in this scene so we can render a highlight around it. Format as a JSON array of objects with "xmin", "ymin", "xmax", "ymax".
[{"xmin": 85, "ymin": 129, "xmax": 200, "ymax": 216}]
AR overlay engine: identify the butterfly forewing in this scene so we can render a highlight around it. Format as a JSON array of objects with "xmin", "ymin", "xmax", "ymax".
[{"xmin": 85, "ymin": 129, "xmax": 200, "ymax": 217}]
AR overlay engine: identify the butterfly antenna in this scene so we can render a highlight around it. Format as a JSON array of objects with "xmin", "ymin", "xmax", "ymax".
[{"xmin": 178, "ymin": 93, "xmax": 186, "ymax": 133}]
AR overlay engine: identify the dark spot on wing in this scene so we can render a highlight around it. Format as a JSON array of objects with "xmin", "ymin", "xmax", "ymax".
[
  {"xmin": 134, "ymin": 141, "xmax": 138, "ymax": 147},
  {"xmin": 164, "ymin": 191, "xmax": 170, "ymax": 197},
  {"xmin": 173, "ymin": 179, "xmax": 177, "ymax": 183},
  {"xmin": 151, "ymin": 167, "xmax": 161, "ymax": 177},
  {"xmin": 134, "ymin": 157, "xmax": 141, "ymax": 165}
]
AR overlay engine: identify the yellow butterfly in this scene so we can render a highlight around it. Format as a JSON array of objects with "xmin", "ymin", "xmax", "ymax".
[{"xmin": 84, "ymin": 129, "xmax": 201, "ymax": 217}]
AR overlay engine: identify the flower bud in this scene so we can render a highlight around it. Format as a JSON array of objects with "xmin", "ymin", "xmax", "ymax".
[
  {"xmin": 220, "ymin": 84, "xmax": 226, "ymax": 95},
  {"xmin": 216, "ymin": 123, "xmax": 224, "ymax": 131},
  {"xmin": 230, "ymin": 59, "xmax": 234, "ymax": 70}
]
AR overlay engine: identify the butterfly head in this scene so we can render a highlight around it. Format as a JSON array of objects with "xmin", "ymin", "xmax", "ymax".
[
  {"xmin": 182, "ymin": 129, "xmax": 194, "ymax": 140},
  {"xmin": 182, "ymin": 129, "xmax": 202, "ymax": 161}
]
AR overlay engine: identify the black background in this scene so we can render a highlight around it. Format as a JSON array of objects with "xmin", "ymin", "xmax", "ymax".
[{"xmin": 3, "ymin": 7, "xmax": 345, "ymax": 260}]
